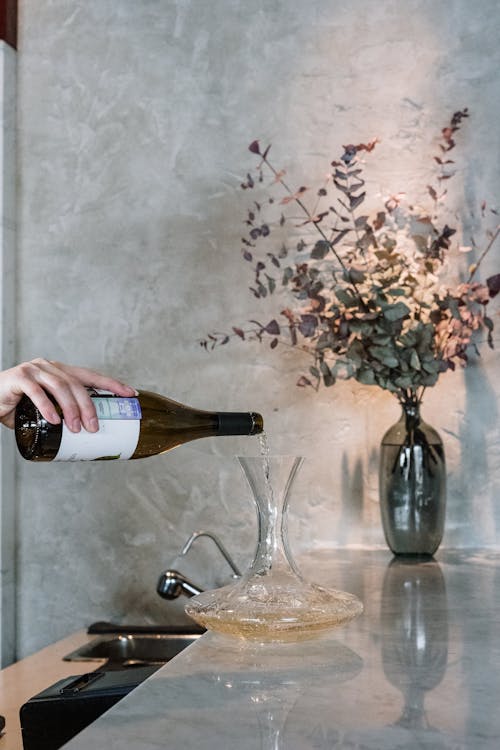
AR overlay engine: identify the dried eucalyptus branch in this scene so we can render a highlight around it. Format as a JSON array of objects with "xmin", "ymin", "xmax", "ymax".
[{"xmin": 201, "ymin": 109, "xmax": 500, "ymax": 404}]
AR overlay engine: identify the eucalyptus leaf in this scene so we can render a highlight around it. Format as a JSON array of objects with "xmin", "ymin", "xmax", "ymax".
[
  {"xmin": 447, "ymin": 297, "xmax": 461, "ymax": 319},
  {"xmin": 422, "ymin": 360, "xmax": 439, "ymax": 375},
  {"xmin": 381, "ymin": 302, "xmax": 411, "ymax": 321},
  {"xmin": 316, "ymin": 332, "xmax": 334, "ymax": 350},
  {"xmin": 409, "ymin": 350, "xmax": 421, "ymax": 370},
  {"xmin": 357, "ymin": 368, "xmax": 376, "ymax": 385},
  {"xmin": 265, "ymin": 319, "xmax": 280, "ymax": 335},
  {"xmin": 371, "ymin": 334, "xmax": 392, "ymax": 345},
  {"xmin": 320, "ymin": 360, "xmax": 336, "ymax": 386},
  {"xmin": 342, "ymin": 267, "xmax": 366, "ymax": 284},
  {"xmin": 256, "ymin": 281, "xmax": 267, "ymax": 297},
  {"xmin": 346, "ymin": 339, "xmax": 365, "ymax": 367},
  {"xmin": 298, "ymin": 314, "xmax": 317, "ymax": 337},
  {"xmin": 355, "ymin": 215, "xmax": 369, "ymax": 228},
  {"xmin": 331, "ymin": 229, "xmax": 351, "ymax": 246},
  {"xmin": 336, "ymin": 288, "xmax": 358, "ymax": 307},
  {"xmin": 266, "ymin": 274, "xmax": 276, "ymax": 294},
  {"xmin": 349, "ymin": 192, "xmax": 366, "ymax": 210},
  {"xmin": 421, "ymin": 371, "xmax": 439, "ymax": 386},
  {"xmin": 311, "ymin": 240, "xmax": 331, "ymax": 259},
  {"xmin": 369, "ymin": 345, "xmax": 400, "ymax": 368},
  {"xmin": 333, "ymin": 178, "xmax": 351, "ymax": 195},
  {"xmin": 394, "ymin": 375, "xmax": 414, "ymax": 389}
]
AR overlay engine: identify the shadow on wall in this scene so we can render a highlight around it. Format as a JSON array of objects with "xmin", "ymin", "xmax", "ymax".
[
  {"xmin": 459, "ymin": 359, "xmax": 498, "ymax": 543},
  {"xmin": 453, "ymin": 147, "xmax": 500, "ymax": 544},
  {"xmin": 339, "ymin": 454, "xmax": 364, "ymax": 545},
  {"xmin": 337, "ymin": 439, "xmax": 388, "ymax": 548}
]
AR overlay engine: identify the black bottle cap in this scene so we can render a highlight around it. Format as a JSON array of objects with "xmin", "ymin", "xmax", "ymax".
[{"xmin": 217, "ymin": 412, "xmax": 264, "ymax": 436}]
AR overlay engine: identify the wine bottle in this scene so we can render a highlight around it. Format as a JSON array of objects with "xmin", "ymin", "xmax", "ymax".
[{"xmin": 15, "ymin": 389, "xmax": 264, "ymax": 461}]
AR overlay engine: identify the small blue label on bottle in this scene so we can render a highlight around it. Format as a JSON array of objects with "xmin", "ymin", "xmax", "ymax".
[{"xmin": 93, "ymin": 397, "xmax": 142, "ymax": 420}]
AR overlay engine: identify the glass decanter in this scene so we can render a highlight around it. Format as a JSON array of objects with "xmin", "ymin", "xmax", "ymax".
[{"xmin": 185, "ymin": 454, "xmax": 363, "ymax": 641}]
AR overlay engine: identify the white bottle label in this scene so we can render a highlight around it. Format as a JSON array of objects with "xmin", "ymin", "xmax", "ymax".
[{"xmin": 54, "ymin": 397, "xmax": 142, "ymax": 461}]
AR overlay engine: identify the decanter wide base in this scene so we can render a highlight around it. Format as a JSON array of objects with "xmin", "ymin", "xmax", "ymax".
[{"xmin": 185, "ymin": 577, "xmax": 363, "ymax": 642}]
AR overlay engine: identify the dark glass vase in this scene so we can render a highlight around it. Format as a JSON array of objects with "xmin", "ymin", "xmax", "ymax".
[{"xmin": 379, "ymin": 399, "xmax": 446, "ymax": 556}]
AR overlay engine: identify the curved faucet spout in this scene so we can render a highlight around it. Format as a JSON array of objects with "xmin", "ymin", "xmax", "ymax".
[
  {"xmin": 181, "ymin": 530, "xmax": 242, "ymax": 578},
  {"xmin": 156, "ymin": 530, "xmax": 241, "ymax": 602}
]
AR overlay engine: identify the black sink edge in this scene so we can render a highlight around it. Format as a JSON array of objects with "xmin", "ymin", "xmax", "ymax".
[{"xmin": 87, "ymin": 621, "xmax": 206, "ymax": 636}]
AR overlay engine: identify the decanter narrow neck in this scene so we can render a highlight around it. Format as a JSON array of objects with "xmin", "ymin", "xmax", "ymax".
[
  {"xmin": 238, "ymin": 456, "xmax": 303, "ymax": 577},
  {"xmin": 253, "ymin": 483, "xmax": 290, "ymax": 572}
]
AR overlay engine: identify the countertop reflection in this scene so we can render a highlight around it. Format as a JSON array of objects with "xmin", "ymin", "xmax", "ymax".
[
  {"xmin": 63, "ymin": 549, "xmax": 500, "ymax": 749},
  {"xmin": 381, "ymin": 558, "xmax": 448, "ymax": 732}
]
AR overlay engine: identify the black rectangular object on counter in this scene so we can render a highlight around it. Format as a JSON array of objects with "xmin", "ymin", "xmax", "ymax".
[
  {"xmin": 20, "ymin": 665, "xmax": 159, "ymax": 750},
  {"xmin": 87, "ymin": 620, "xmax": 205, "ymax": 635}
]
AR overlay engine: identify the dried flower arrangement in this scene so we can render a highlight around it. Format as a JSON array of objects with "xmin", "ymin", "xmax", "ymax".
[{"xmin": 202, "ymin": 109, "xmax": 499, "ymax": 408}]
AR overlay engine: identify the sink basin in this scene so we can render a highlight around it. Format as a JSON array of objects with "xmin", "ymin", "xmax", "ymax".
[{"xmin": 64, "ymin": 633, "xmax": 201, "ymax": 667}]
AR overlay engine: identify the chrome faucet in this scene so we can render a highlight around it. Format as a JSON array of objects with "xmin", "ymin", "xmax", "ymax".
[
  {"xmin": 156, "ymin": 569, "xmax": 203, "ymax": 599},
  {"xmin": 156, "ymin": 530, "xmax": 241, "ymax": 601}
]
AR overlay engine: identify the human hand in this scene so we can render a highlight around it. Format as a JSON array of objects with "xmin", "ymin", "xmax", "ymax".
[{"xmin": 0, "ymin": 359, "xmax": 136, "ymax": 432}]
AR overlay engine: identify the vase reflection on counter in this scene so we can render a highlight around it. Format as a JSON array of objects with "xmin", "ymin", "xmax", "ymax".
[
  {"xmin": 185, "ymin": 452, "xmax": 363, "ymax": 641},
  {"xmin": 379, "ymin": 397, "xmax": 446, "ymax": 556},
  {"xmin": 381, "ymin": 558, "xmax": 448, "ymax": 732}
]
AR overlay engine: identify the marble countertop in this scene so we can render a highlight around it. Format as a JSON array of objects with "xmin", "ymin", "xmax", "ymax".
[{"xmin": 62, "ymin": 549, "xmax": 500, "ymax": 749}]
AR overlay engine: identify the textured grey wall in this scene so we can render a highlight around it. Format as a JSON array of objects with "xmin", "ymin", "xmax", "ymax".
[
  {"xmin": 0, "ymin": 39, "xmax": 17, "ymax": 666},
  {"xmin": 15, "ymin": 0, "xmax": 500, "ymax": 656}
]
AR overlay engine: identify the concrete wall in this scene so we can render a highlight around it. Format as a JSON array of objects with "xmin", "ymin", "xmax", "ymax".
[
  {"xmin": 14, "ymin": 0, "xmax": 500, "ymax": 656},
  {"xmin": 0, "ymin": 38, "xmax": 16, "ymax": 666}
]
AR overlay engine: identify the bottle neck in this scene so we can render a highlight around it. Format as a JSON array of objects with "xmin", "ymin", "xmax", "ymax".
[{"xmin": 217, "ymin": 412, "xmax": 263, "ymax": 436}]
